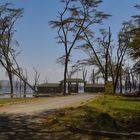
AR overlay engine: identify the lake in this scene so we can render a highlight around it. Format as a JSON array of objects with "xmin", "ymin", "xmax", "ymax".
[{"xmin": 0, "ymin": 86, "xmax": 33, "ymax": 98}]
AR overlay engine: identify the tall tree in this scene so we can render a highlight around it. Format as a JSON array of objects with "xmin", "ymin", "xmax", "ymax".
[
  {"xmin": 0, "ymin": 4, "xmax": 39, "ymax": 96},
  {"xmin": 0, "ymin": 3, "xmax": 23, "ymax": 97},
  {"xmin": 79, "ymin": 27, "xmax": 112, "ymax": 83},
  {"xmin": 50, "ymin": 0, "xmax": 109, "ymax": 95},
  {"xmin": 128, "ymin": 4, "xmax": 140, "ymax": 60},
  {"xmin": 79, "ymin": 24, "xmax": 130, "ymax": 93},
  {"xmin": 112, "ymin": 23, "xmax": 131, "ymax": 93},
  {"xmin": 33, "ymin": 67, "xmax": 40, "ymax": 92}
]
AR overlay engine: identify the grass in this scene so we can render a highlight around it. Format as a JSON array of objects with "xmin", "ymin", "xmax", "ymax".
[
  {"xmin": 0, "ymin": 94, "xmax": 139, "ymax": 139},
  {"xmin": 0, "ymin": 97, "xmax": 39, "ymax": 106},
  {"xmin": 87, "ymin": 95, "xmax": 140, "ymax": 118},
  {"xmin": 41, "ymin": 94, "xmax": 140, "ymax": 140}
]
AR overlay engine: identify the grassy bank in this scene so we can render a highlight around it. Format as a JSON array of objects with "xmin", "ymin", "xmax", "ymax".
[
  {"xmin": 0, "ymin": 97, "xmax": 39, "ymax": 106},
  {"xmin": 42, "ymin": 94, "xmax": 140, "ymax": 140}
]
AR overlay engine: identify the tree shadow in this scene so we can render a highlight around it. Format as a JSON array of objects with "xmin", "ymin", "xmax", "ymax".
[
  {"xmin": 117, "ymin": 97, "xmax": 140, "ymax": 102},
  {"xmin": 0, "ymin": 114, "xmax": 45, "ymax": 140},
  {"xmin": 0, "ymin": 108, "xmax": 139, "ymax": 140},
  {"xmin": 0, "ymin": 111, "xmax": 79, "ymax": 140}
]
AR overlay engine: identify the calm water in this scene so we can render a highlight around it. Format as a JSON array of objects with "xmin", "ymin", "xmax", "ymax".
[{"xmin": 0, "ymin": 86, "xmax": 33, "ymax": 98}]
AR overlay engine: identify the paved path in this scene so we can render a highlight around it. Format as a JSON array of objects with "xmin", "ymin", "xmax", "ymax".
[{"xmin": 0, "ymin": 93, "xmax": 97, "ymax": 115}]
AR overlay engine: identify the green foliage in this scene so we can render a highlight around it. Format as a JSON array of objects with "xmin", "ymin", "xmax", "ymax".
[
  {"xmin": 129, "ymin": 28, "xmax": 140, "ymax": 59},
  {"xmin": 83, "ymin": 107, "xmax": 97, "ymax": 122},
  {"xmin": 127, "ymin": 5, "xmax": 140, "ymax": 60},
  {"xmin": 50, "ymin": 0, "xmax": 110, "ymax": 94},
  {"xmin": 42, "ymin": 95, "xmax": 140, "ymax": 139},
  {"xmin": 51, "ymin": 116, "xmax": 59, "ymax": 124}
]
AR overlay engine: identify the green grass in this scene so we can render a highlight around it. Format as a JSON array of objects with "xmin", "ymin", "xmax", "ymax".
[
  {"xmin": 83, "ymin": 95, "xmax": 140, "ymax": 132},
  {"xmin": 87, "ymin": 95, "xmax": 140, "ymax": 118},
  {"xmin": 42, "ymin": 94, "xmax": 140, "ymax": 139}
]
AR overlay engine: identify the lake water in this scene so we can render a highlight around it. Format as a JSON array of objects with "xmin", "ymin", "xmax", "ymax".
[{"xmin": 0, "ymin": 86, "xmax": 33, "ymax": 98}]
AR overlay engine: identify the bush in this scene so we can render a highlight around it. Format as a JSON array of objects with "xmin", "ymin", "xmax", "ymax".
[{"xmin": 51, "ymin": 116, "xmax": 59, "ymax": 124}]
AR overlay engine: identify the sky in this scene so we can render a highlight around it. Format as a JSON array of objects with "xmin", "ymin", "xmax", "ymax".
[{"xmin": 0, "ymin": 0, "xmax": 140, "ymax": 84}]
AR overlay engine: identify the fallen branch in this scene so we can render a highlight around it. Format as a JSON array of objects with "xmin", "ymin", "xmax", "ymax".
[{"xmin": 69, "ymin": 127, "xmax": 140, "ymax": 138}]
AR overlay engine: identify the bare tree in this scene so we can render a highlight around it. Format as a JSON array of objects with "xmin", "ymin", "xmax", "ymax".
[
  {"xmin": 20, "ymin": 69, "xmax": 28, "ymax": 97},
  {"xmin": 33, "ymin": 67, "xmax": 40, "ymax": 93},
  {"xmin": 7, "ymin": 48, "xmax": 39, "ymax": 95},
  {"xmin": 81, "ymin": 66, "xmax": 87, "ymax": 82},
  {"xmin": 90, "ymin": 69, "xmax": 95, "ymax": 84},
  {"xmin": 67, "ymin": 64, "xmax": 80, "ymax": 79},
  {"xmin": 44, "ymin": 75, "xmax": 48, "ymax": 83}
]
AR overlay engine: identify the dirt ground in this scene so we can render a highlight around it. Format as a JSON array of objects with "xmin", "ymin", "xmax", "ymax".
[
  {"xmin": 0, "ymin": 93, "xmax": 97, "ymax": 115},
  {"xmin": 0, "ymin": 93, "xmax": 97, "ymax": 140}
]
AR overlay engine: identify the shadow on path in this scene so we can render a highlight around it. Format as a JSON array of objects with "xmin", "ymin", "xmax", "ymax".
[{"xmin": 0, "ymin": 110, "xmax": 78, "ymax": 140}]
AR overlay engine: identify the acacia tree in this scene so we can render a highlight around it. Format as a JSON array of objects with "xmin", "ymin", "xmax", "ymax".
[
  {"xmin": 123, "ymin": 4, "xmax": 140, "ymax": 92},
  {"xmin": 79, "ymin": 27, "xmax": 112, "ymax": 83},
  {"xmin": 128, "ymin": 4, "xmax": 140, "ymax": 60},
  {"xmin": 50, "ymin": 0, "xmax": 109, "ymax": 95},
  {"xmin": 127, "ymin": 4, "xmax": 140, "ymax": 80},
  {"xmin": 79, "ymin": 23, "xmax": 131, "ymax": 93},
  {"xmin": 0, "ymin": 4, "xmax": 39, "ymax": 96},
  {"xmin": 111, "ymin": 23, "xmax": 131, "ymax": 93},
  {"xmin": 0, "ymin": 3, "xmax": 23, "ymax": 97}
]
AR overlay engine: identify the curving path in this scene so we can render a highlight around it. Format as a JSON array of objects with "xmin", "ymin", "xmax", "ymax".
[{"xmin": 0, "ymin": 93, "xmax": 97, "ymax": 115}]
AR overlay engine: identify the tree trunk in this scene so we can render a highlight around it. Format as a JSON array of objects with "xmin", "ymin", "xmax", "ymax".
[
  {"xmin": 63, "ymin": 55, "xmax": 69, "ymax": 95},
  {"xmin": 23, "ymin": 82, "xmax": 27, "ymax": 98},
  {"xmin": 119, "ymin": 68, "xmax": 123, "ymax": 94},
  {"xmin": 92, "ymin": 69, "xmax": 95, "ymax": 84},
  {"xmin": 113, "ymin": 84, "xmax": 116, "ymax": 94},
  {"xmin": 19, "ymin": 79, "xmax": 22, "ymax": 97},
  {"xmin": 8, "ymin": 71, "xmax": 14, "ymax": 98},
  {"xmin": 114, "ymin": 64, "xmax": 122, "ymax": 94},
  {"xmin": 105, "ymin": 53, "xmax": 108, "ymax": 83}
]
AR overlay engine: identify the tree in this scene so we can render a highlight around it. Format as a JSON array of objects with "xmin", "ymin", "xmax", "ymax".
[
  {"xmin": 128, "ymin": 4, "xmax": 140, "ymax": 60},
  {"xmin": 11, "ymin": 59, "xmax": 39, "ymax": 95},
  {"xmin": 67, "ymin": 65, "xmax": 80, "ymax": 79},
  {"xmin": 112, "ymin": 23, "xmax": 131, "ymax": 93},
  {"xmin": 33, "ymin": 67, "xmax": 40, "ymax": 93},
  {"xmin": 0, "ymin": 4, "xmax": 39, "ymax": 97},
  {"xmin": 0, "ymin": 81, "xmax": 1, "ymax": 90},
  {"xmin": 0, "ymin": 3, "xmax": 23, "ymax": 98},
  {"xmin": 71, "ymin": 61, "xmax": 87, "ymax": 81},
  {"xmin": 79, "ymin": 27, "xmax": 112, "ymax": 83},
  {"xmin": 20, "ymin": 68, "xmax": 28, "ymax": 97},
  {"xmin": 79, "ymin": 23, "xmax": 131, "ymax": 93},
  {"xmin": 50, "ymin": 0, "xmax": 110, "ymax": 95}
]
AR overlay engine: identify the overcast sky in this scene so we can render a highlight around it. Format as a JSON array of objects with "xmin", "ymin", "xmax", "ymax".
[{"xmin": 0, "ymin": 0, "xmax": 140, "ymax": 83}]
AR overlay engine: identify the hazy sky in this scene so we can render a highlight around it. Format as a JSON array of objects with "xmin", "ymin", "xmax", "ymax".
[{"xmin": 0, "ymin": 0, "xmax": 140, "ymax": 83}]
